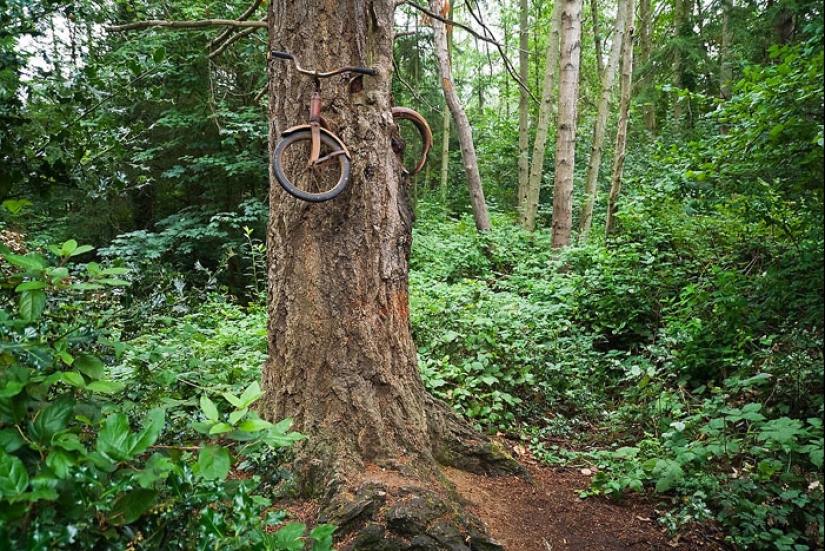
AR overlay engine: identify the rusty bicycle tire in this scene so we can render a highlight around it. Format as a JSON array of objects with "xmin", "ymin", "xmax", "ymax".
[{"xmin": 273, "ymin": 129, "xmax": 351, "ymax": 202}]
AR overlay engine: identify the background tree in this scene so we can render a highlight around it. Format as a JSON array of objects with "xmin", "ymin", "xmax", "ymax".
[{"xmin": 551, "ymin": 0, "xmax": 583, "ymax": 247}]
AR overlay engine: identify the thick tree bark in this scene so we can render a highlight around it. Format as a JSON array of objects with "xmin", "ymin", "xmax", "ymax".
[
  {"xmin": 551, "ymin": 0, "xmax": 583, "ymax": 248},
  {"xmin": 605, "ymin": 0, "xmax": 636, "ymax": 237},
  {"xmin": 522, "ymin": 1, "xmax": 562, "ymax": 232},
  {"xmin": 516, "ymin": 0, "xmax": 530, "ymax": 219},
  {"xmin": 430, "ymin": 0, "xmax": 492, "ymax": 232},
  {"xmin": 261, "ymin": 0, "xmax": 518, "ymax": 546},
  {"xmin": 578, "ymin": 0, "xmax": 628, "ymax": 241}
]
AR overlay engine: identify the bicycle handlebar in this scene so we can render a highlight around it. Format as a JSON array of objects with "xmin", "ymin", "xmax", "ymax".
[{"xmin": 270, "ymin": 50, "xmax": 376, "ymax": 78}]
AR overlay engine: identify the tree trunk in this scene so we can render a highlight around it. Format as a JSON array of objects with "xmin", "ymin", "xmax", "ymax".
[
  {"xmin": 672, "ymin": 0, "xmax": 687, "ymax": 127},
  {"xmin": 590, "ymin": 0, "xmax": 605, "ymax": 77},
  {"xmin": 431, "ymin": 0, "xmax": 492, "ymax": 232},
  {"xmin": 639, "ymin": 0, "xmax": 655, "ymax": 133},
  {"xmin": 522, "ymin": 0, "xmax": 562, "ymax": 231},
  {"xmin": 551, "ymin": 0, "xmax": 583, "ymax": 248},
  {"xmin": 440, "ymin": 3, "xmax": 454, "ymax": 210},
  {"xmin": 261, "ymin": 0, "xmax": 518, "ymax": 546},
  {"xmin": 517, "ymin": 0, "xmax": 530, "ymax": 219},
  {"xmin": 605, "ymin": 0, "xmax": 636, "ymax": 237},
  {"xmin": 578, "ymin": 0, "xmax": 628, "ymax": 241}
]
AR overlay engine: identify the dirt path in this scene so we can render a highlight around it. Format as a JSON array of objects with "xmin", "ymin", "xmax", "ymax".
[{"xmin": 444, "ymin": 459, "xmax": 730, "ymax": 551}]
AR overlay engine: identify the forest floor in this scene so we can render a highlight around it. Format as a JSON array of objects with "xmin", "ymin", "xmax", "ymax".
[
  {"xmin": 278, "ymin": 438, "xmax": 733, "ymax": 551},
  {"xmin": 442, "ymin": 450, "xmax": 731, "ymax": 551}
]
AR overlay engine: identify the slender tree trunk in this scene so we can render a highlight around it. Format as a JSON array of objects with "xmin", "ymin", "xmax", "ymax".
[
  {"xmin": 605, "ymin": 0, "xmax": 636, "ymax": 237},
  {"xmin": 517, "ymin": 0, "xmax": 531, "ymax": 218},
  {"xmin": 522, "ymin": 0, "xmax": 562, "ymax": 231},
  {"xmin": 431, "ymin": 0, "xmax": 492, "ymax": 231},
  {"xmin": 261, "ymin": 0, "xmax": 518, "ymax": 544},
  {"xmin": 440, "ymin": 8, "xmax": 454, "ymax": 209},
  {"xmin": 720, "ymin": 0, "xmax": 733, "ymax": 102},
  {"xmin": 590, "ymin": 0, "xmax": 605, "ymax": 77},
  {"xmin": 639, "ymin": 0, "xmax": 655, "ymax": 132},
  {"xmin": 551, "ymin": 0, "xmax": 583, "ymax": 248},
  {"xmin": 672, "ymin": 0, "xmax": 687, "ymax": 127},
  {"xmin": 578, "ymin": 0, "xmax": 628, "ymax": 241}
]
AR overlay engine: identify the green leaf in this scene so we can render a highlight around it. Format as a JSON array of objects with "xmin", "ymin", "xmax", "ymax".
[
  {"xmin": 30, "ymin": 394, "xmax": 75, "ymax": 445},
  {"xmin": 86, "ymin": 380, "xmax": 125, "ymax": 394},
  {"xmin": 0, "ymin": 428, "xmax": 26, "ymax": 453},
  {"xmin": 758, "ymin": 417, "xmax": 804, "ymax": 445},
  {"xmin": 310, "ymin": 524, "xmax": 337, "ymax": 551},
  {"xmin": 200, "ymin": 394, "xmax": 220, "ymax": 422},
  {"xmin": 208, "ymin": 422, "xmax": 234, "ymax": 435},
  {"xmin": 228, "ymin": 408, "xmax": 247, "ymax": 426},
  {"xmin": 69, "ymin": 245, "xmax": 94, "ymax": 257},
  {"xmin": 0, "ymin": 453, "xmax": 29, "ymax": 498},
  {"xmin": 238, "ymin": 381, "xmax": 265, "ymax": 409},
  {"xmin": 108, "ymin": 488, "xmax": 158, "ymax": 525},
  {"xmin": 97, "ymin": 413, "xmax": 133, "ymax": 461},
  {"xmin": 59, "ymin": 240, "xmax": 79, "ymax": 256},
  {"xmin": 75, "ymin": 353, "xmax": 105, "ymax": 380},
  {"xmin": 652, "ymin": 459, "xmax": 685, "ymax": 492},
  {"xmin": 130, "ymin": 409, "xmax": 165, "ymax": 456},
  {"xmin": 222, "ymin": 392, "xmax": 244, "ymax": 409},
  {"xmin": 19, "ymin": 290, "xmax": 47, "ymax": 321},
  {"xmin": 272, "ymin": 523, "xmax": 307, "ymax": 551},
  {"xmin": 14, "ymin": 281, "xmax": 47, "ymax": 292},
  {"xmin": 62, "ymin": 371, "xmax": 86, "ymax": 389},
  {"xmin": 136, "ymin": 453, "xmax": 175, "ymax": 488},
  {"xmin": 3, "ymin": 252, "xmax": 47, "ymax": 271},
  {"xmin": 197, "ymin": 445, "xmax": 231, "ymax": 480},
  {"xmin": 45, "ymin": 449, "xmax": 74, "ymax": 478},
  {"xmin": 237, "ymin": 418, "xmax": 274, "ymax": 432}
]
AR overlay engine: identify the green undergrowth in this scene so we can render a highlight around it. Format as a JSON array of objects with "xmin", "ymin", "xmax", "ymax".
[
  {"xmin": 0, "ymin": 240, "xmax": 333, "ymax": 550},
  {"xmin": 409, "ymin": 209, "xmax": 823, "ymax": 551}
]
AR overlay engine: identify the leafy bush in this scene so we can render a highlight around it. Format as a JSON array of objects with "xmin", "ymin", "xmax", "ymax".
[{"xmin": 0, "ymin": 241, "xmax": 333, "ymax": 550}]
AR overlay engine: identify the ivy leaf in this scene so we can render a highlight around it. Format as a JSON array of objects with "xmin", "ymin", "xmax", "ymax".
[{"xmin": 198, "ymin": 445, "xmax": 231, "ymax": 480}]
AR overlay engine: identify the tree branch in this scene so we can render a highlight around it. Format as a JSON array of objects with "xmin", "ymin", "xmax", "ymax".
[
  {"xmin": 210, "ymin": 0, "xmax": 265, "ymax": 49},
  {"xmin": 208, "ymin": 25, "xmax": 262, "ymax": 58},
  {"xmin": 105, "ymin": 19, "xmax": 267, "ymax": 33}
]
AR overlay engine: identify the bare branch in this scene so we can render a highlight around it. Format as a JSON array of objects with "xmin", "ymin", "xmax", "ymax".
[
  {"xmin": 105, "ymin": 19, "xmax": 267, "ymax": 33},
  {"xmin": 210, "ymin": 0, "xmax": 265, "ymax": 48},
  {"xmin": 401, "ymin": 1, "xmax": 538, "ymax": 104},
  {"xmin": 208, "ymin": 25, "xmax": 262, "ymax": 58}
]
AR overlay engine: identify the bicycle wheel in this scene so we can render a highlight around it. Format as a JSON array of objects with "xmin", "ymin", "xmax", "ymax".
[
  {"xmin": 273, "ymin": 129, "xmax": 351, "ymax": 202},
  {"xmin": 392, "ymin": 107, "xmax": 433, "ymax": 176}
]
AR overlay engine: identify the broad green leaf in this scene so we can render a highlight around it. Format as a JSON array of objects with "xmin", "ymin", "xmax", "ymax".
[
  {"xmin": 208, "ymin": 422, "xmax": 234, "ymax": 435},
  {"xmin": 0, "ymin": 428, "xmax": 26, "ymax": 453},
  {"xmin": 3, "ymin": 252, "xmax": 47, "ymax": 271},
  {"xmin": 200, "ymin": 395, "xmax": 220, "ymax": 422},
  {"xmin": 197, "ymin": 445, "xmax": 231, "ymax": 480},
  {"xmin": 30, "ymin": 394, "xmax": 75, "ymax": 445},
  {"xmin": 108, "ymin": 488, "xmax": 158, "ymax": 525},
  {"xmin": 97, "ymin": 413, "xmax": 133, "ymax": 461},
  {"xmin": 60, "ymin": 240, "xmax": 79, "ymax": 256},
  {"xmin": 69, "ymin": 245, "xmax": 94, "ymax": 257},
  {"xmin": 75, "ymin": 353, "xmax": 105, "ymax": 380},
  {"xmin": 272, "ymin": 523, "xmax": 307, "ymax": 551},
  {"xmin": 222, "ymin": 392, "xmax": 244, "ymax": 409},
  {"xmin": 652, "ymin": 459, "xmax": 685, "ymax": 492},
  {"xmin": 758, "ymin": 417, "xmax": 804, "ymax": 445},
  {"xmin": 130, "ymin": 409, "xmax": 165, "ymax": 456},
  {"xmin": 238, "ymin": 381, "xmax": 265, "ymax": 409},
  {"xmin": 62, "ymin": 371, "xmax": 86, "ymax": 389},
  {"xmin": 45, "ymin": 449, "xmax": 74, "ymax": 478},
  {"xmin": 228, "ymin": 408, "xmax": 248, "ymax": 426},
  {"xmin": 237, "ymin": 418, "xmax": 274, "ymax": 432},
  {"xmin": 136, "ymin": 453, "xmax": 175, "ymax": 488},
  {"xmin": 310, "ymin": 524, "xmax": 337, "ymax": 551},
  {"xmin": 14, "ymin": 281, "xmax": 47, "ymax": 292},
  {"xmin": 0, "ymin": 453, "xmax": 29, "ymax": 498},
  {"xmin": 48, "ymin": 266, "xmax": 70, "ymax": 284},
  {"xmin": 19, "ymin": 290, "xmax": 46, "ymax": 321}
]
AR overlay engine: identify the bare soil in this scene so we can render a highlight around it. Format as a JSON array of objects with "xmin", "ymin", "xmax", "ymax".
[
  {"xmin": 442, "ymin": 459, "xmax": 731, "ymax": 551},
  {"xmin": 279, "ymin": 446, "xmax": 733, "ymax": 551}
]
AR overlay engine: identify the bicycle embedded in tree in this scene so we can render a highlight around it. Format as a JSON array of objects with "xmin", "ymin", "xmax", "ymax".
[{"xmin": 269, "ymin": 51, "xmax": 433, "ymax": 203}]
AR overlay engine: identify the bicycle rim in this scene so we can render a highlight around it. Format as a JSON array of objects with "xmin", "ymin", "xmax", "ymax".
[{"xmin": 273, "ymin": 130, "xmax": 350, "ymax": 202}]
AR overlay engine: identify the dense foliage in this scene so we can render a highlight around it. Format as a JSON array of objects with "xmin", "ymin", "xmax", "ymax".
[{"xmin": 1, "ymin": 0, "xmax": 823, "ymax": 549}]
